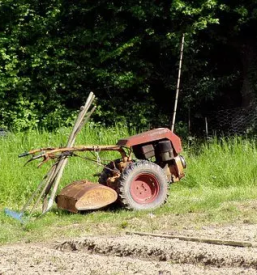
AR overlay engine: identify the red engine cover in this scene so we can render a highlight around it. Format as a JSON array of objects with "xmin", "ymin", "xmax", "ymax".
[{"xmin": 116, "ymin": 128, "xmax": 182, "ymax": 154}]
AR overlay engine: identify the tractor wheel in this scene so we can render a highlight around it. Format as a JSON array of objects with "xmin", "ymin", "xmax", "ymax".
[{"xmin": 118, "ymin": 160, "xmax": 168, "ymax": 210}]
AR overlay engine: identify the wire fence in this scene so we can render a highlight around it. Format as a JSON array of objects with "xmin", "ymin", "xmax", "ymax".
[
  {"xmin": 206, "ymin": 104, "xmax": 257, "ymax": 137},
  {"xmin": 186, "ymin": 104, "xmax": 257, "ymax": 138}
]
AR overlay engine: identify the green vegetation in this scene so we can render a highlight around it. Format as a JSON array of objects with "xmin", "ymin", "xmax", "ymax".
[
  {"xmin": 0, "ymin": 1, "xmax": 257, "ymax": 132},
  {"xmin": 1, "ymin": 1, "xmax": 256, "ymax": 245},
  {"xmin": 1, "ymin": 127, "xmax": 257, "ymax": 245},
  {"xmin": 0, "ymin": 124, "xmax": 131, "ymax": 206}
]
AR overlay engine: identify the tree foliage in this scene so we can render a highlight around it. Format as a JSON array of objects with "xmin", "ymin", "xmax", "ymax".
[{"xmin": 0, "ymin": 1, "xmax": 256, "ymax": 133}]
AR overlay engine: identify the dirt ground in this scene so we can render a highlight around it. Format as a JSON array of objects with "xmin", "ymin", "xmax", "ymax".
[{"xmin": 1, "ymin": 223, "xmax": 257, "ymax": 275}]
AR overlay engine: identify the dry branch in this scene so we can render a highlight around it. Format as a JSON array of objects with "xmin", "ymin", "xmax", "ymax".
[{"xmin": 126, "ymin": 231, "xmax": 257, "ymax": 248}]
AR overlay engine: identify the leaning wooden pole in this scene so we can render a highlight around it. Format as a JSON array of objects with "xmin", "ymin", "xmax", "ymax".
[
  {"xmin": 42, "ymin": 92, "xmax": 96, "ymax": 213},
  {"xmin": 30, "ymin": 91, "xmax": 95, "ymax": 215},
  {"xmin": 171, "ymin": 33, "xmax": 185, "ymax": 132},
  {"xmin": 4, "ymin": 92, "xmax": 96, "ymax": 223}
]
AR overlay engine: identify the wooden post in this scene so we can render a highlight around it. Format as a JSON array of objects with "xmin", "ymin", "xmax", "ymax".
[
  {"xmin": 171, "ymin": 33, "xmax": 185, "ymax": 132},
  {"xmin": 205, "ymin": 117, "xmax": 209, "ymax": 139}
]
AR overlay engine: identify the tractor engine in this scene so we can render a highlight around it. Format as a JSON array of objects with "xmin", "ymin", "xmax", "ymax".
[
  {"xmin": 117, "ymin": 128, "xmax": 186, "ymax": 183},
  {"xmin": 132, "ymin": 140, "xmax": 186, "ymax": 183}
]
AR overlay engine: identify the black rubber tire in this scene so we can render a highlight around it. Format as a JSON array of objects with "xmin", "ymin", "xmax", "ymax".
[{"xmin": 118, "ymin": 160, "xmax": 168, "ymax": 210}]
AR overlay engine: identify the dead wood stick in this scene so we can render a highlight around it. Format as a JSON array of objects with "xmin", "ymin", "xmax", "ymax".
[
  {"xmin": 29, "ymin": 162, "xmax": 59, "ymax": 216},
  {"xmin": 126, "ymin": 231, "xmax": 257, "ymax": 248},
  {"xmin": 42, "ymin": 92, "xmax": 96, "ymax": 213},
  {"xmin": 20, "ymin": 163, "xmax": 58, "ymax": 215},
  {"xmin": 12, "ymin": 92, "xmax": 96, "ymax": 219},
  {"xmin": 74, "ymin": 105, "xmax": 96, "ymax": 136},
  {"xmin": 40, "ymin": 103, "xmax": 89, "ymax": 207},
  {"xmin": 67, "ymin": 92, "xmax": 95, "ymax": 145}
]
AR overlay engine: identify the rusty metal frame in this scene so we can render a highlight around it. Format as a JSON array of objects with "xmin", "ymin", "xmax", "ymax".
[{"xmin": 22, "ymin": 145, "xmax": 130, "ymax": 168}]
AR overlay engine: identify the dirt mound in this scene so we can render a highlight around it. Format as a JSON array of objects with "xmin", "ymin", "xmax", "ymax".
[{"xmin": 57, "ymin": 234, "xmax": 257, "ymax": 268}]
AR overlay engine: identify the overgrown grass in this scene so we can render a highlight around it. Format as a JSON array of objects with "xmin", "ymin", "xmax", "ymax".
[
  {"xmin": 184, "ymin": 136, "xmax": 257, "ymax": 189},
  {"xmin": 1, "ymin": 128, "xmax": 257, "ymax": 245},
  {"xmin": 0, "ymin": 124, "xmax": 132, "ymax": 207}
]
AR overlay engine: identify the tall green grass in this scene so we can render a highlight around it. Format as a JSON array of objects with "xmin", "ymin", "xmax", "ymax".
[
  {"xmin": 183, "ymin": 136, "xmax": 257, "ymax": 189},
  {"xmin": 0, "ymin": 124, "xmax": 133, "ymax": 207},
  {"xmin": 1, "ymin": 129, "xmax": 257, "ymax": 244},
  {"xmin": 1, "ymin": 129, "xmax": 257, "ymax": 209},
  {"xmin": 160, "ymin": 136, "xmax": 257, "ymax": 221}
]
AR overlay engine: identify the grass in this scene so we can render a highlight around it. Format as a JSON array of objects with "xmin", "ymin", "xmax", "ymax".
[
  {"xmin": 1, "ymin": 127, "xmax": 257, "ymax": 245},
  {"xmin": 0, "ymin": 124, "xmax": 131, "ymax": 207}
]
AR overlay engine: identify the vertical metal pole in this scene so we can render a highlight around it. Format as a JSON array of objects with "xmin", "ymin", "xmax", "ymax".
[{"xmin": 171, "ymin": 33, "xmax": 185, "ymax": 132}]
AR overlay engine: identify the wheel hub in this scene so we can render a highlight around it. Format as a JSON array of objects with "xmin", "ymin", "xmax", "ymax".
[{"xmin": 130, "ymin": 173, "xmax": 160, "ymax": 204}]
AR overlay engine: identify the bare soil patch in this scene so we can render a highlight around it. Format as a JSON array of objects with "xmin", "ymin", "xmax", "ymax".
[{"xmin": 1, "ymin": 223, "xmax": 257, "ymax": 274}]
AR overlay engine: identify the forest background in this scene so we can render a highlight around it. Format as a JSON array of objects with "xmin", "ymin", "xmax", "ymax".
[{"xmin": 0, "ymin": 0, "xmax": 256, "ymax": 137}]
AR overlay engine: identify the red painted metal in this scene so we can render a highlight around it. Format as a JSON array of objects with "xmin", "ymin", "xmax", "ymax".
[
  {"xmin": 117, "ymin": 128, "xmax": 182, "ymax": 154},
  {"xmin": 130, "ymin": 173, "xmax": 160, "ymax": 204}
]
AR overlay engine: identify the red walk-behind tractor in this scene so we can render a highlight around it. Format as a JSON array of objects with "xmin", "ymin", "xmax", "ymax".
[
  {"xmin": 55, "ymin": 127, "xmax": 186, "ymax": 213},
  {"xmin": 4, "ymin": 93, "xmax": 186, "ymax": 223}
]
